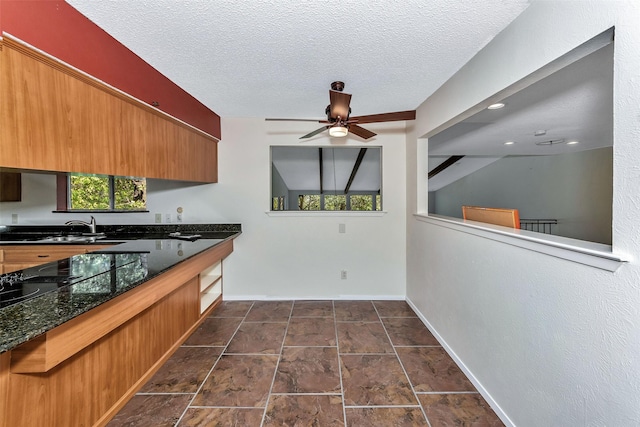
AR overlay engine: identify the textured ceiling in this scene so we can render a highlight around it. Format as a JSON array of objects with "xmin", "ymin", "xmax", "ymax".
[{"xmin": 66, "ymin": 0, "xmax": 530, "ymax": 119}]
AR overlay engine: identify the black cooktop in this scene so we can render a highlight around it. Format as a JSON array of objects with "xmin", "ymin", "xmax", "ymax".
[
  {"xmin": 0, "ymin": 260, "xmax": 79, "ymax": 308},
  {"xmin": 0, "ymin": 253, "xmax": 143, "ymax": 309}
]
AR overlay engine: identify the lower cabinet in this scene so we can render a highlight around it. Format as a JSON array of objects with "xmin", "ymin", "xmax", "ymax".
[
  {"xmin": 0, "ymin": 239, "xmax": 233, "ymax": 427},
  {"xmin": 0, "ymin": 244, "xmax": 113, "ymax": 273}
]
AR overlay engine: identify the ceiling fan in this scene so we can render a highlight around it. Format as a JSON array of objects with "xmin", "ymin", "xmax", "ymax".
[{"xmin": 266, "ymin": 81, "xmax": 416, "ymax": 140}]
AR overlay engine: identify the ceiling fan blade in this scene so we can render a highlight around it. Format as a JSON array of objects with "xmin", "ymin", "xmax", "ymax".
[
  {"xmin": 349, "ymin": 124, "xmax": 377, "ymax": 140},
  {"xmin": 265, "ymin": 118, "xmax": 324, "ymax": 122},
  {"xmin": 350, "ymin": 110, "xmax": 416, "ymax": 124},
  {"xmin": 300, "ymin": 126, "xmax": 329, "ymax": 139},
  {"xmin": 329, "ymin": 90, "xmax": 352, "ymax": 119}
]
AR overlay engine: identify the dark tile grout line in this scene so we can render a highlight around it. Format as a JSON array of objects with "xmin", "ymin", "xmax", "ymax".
[
  {"xmin": 373, "ymin": 300, "xmax": 433, "ymax": 427},
  {"xmin": 259, "ymin": 300, "xmax": 294, "ymax": 427},
  {"xmin": 332, "ymin": 300, "xmax": 349, "ymax": 427},
  {"xmin": 173, "ymin": 301, "xmax": 256, "ymax": 426}
]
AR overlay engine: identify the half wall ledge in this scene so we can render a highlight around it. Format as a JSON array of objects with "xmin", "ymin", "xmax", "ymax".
[{"xmin": 414, "ymin": 214, "xmax": 629, "ymax": 272}]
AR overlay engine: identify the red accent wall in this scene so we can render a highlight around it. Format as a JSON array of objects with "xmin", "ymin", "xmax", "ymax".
[{"xmin": 0, "ymin": 0, "xmax": 221, "ymax": 139}]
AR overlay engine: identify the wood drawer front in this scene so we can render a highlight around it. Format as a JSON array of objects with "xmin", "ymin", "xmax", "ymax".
[
  {"xmin": 2, "ymin": 263, "xmax": 38, "ymax": 274},
  {"xmin": 1, "ymin": 246, "xmax": 87, "ymax": 263}
]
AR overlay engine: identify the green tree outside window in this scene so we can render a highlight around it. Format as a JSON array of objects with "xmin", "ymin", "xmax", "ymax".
[{"xmin": 69, "ymin": 174, "xmax": 146, "ymax": 211}]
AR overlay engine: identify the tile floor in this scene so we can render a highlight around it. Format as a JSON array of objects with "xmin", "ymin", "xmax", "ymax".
[{"xmin": 108, "ymin": 300, "xmax": 504, "ymax": 426}]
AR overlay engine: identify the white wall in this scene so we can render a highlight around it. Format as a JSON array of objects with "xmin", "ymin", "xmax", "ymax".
[
  {"xmin": 219, "ymin": 119, "xmax": 407, "ymax": 300},
  {"xmin": 408, "ymin": 1, "xmax": 640, "ymax": 426},
  {"xmin": 1, "ymin": 118, "xmax": 408, "ymax": 300},
  {"xmin": 0, "ymin": 173, "xmax": 227, "ymax": 225},
  {"xmin": 431, "ymin": 148, "xmax": 613, "ymax": 244}
]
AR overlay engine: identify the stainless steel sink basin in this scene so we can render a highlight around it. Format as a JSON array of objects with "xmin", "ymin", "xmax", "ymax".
[{"xmin": 37, "ymin": 234, "xmax": 104, "ymax": 243}]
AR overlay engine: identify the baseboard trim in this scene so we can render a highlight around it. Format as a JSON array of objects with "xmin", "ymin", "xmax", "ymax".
[
  {"xmin": 405, "ymin": 297, "xmax": 515, "ymax": 427},
  {"xmin": 223, "ymin": 295, "xmax": 405, "ymax": 301}
]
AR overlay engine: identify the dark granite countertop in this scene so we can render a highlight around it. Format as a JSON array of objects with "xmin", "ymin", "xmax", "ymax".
[
  {"xmin": 0, "ymin": 223, "xmax": 241, "ymax": 243},
  {"xmin": 0, "ymin": 224, "xmax": 241, "ymax": 353}
]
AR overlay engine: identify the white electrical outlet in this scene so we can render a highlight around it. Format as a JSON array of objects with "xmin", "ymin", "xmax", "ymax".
[
  {"xmin": 155, "ymin": 213, "xmax": 162, "ymax": 223},
  {"xmin": 339, "ymin": 223, "xmax": 346, "ymax": 233},
  {"xmin": 341, "ymin": 270, "xmax": 347, "ymax": 280},
  {"xmin": 165, "ymin": 213, "xmax": 172, "ymax": 223},
  {"xmin": 11, "ymin": 214, "xmax": 18, "ymax": 224},
  {"xmin": 177, "ymin": 214, "xmax": 183, "ymax": 223}
]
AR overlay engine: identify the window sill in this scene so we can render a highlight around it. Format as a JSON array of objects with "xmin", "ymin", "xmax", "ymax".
[
  {"xmin": 414, "ymin": 213, "xmax": 629, "ymax": 272},
  {"xmin": 266, "ymin": 211, "xmax": 387, "ymax": 217},
  {"xmin": 53, "ymin": 210, "xmax": 149, "ymax": 214}
]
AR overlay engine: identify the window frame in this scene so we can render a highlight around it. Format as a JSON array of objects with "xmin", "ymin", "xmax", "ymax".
[
  {"xmin": 270, "ymin": 145, "xmax": 383, "ymax": 213},
  {"xmin": 55, "ymin": 173, "xmax": 148, "ymax": 213}
]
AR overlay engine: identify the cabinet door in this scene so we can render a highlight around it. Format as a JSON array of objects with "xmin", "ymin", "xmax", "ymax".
[
  {"xmin": 2, "ymin": 263, "xmax": 37, "ymax": 274},
  {"xmin": 0, "ymin": 41, "xmax": 125, "ymax": 174},
  {"xmin": 0, "ymin": 37, "xmax": 218, "ymax": 182}
]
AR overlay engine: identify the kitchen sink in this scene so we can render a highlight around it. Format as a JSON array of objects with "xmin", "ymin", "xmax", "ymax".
[{"xmin": 37, "ymin": 234, "xmax": 105, "ymax": 243}]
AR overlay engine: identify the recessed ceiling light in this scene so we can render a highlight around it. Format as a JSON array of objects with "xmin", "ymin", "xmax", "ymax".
[
  {"xmin": 534, "ymin": 129, "xmax": 547, "ymax": 136},
  {"xmin": 488, "ymin": 102, "xmax": 505, "ymax": 110},
  {"xmin": 504, "ymin": 141, "xmax": 515, "ymax": 145},
  {"xmin": 566, "ymin": 140, "xmax": 580, "ymax": 145}
]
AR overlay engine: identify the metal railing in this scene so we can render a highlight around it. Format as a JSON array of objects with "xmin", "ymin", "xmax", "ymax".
[{"xmin": 519, "ymin": 219, "xmax": 558, "ymax": 234}]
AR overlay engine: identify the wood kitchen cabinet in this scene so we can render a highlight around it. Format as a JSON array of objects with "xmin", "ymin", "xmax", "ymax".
[
  {"xmin": 0, "ymin": 244, "xmax": 113, "ymax": 274},
  {"xmin": 0, "ymin": 239, "xmax": 233, "ymax": 427},
  {"xmin": 0, "ymin": 36, "xmax": 218, "ymax": 183},
  {"xmin": 0, "ymin": 172, "xmax": 22, "ymax": 202}
]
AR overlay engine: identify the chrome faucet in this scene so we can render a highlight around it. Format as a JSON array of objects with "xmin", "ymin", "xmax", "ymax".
[{"xmin": 65, "ymin": 216, "xmax": 97, "ymax": 234}]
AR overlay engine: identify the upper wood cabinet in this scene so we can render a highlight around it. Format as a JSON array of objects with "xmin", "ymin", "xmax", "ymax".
[{"xmin": 0, "ymin": 36, "xmax": 218, "ymax": 183}]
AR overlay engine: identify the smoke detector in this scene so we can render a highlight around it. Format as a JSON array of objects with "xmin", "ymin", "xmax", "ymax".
[{"xmin": 535, "ymin": 139, "xmax": 565, "ymax": 146}]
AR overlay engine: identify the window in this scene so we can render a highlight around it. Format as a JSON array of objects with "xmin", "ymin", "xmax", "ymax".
[
  {"xmin": 271, "ymin": 146, "xmax": 382, "ymax": 211},
  {"xmin": 324, "ymin": 195, "xmax": 346, "ymax": 211},
  {"xmin": 350, "ymin": 194, "xmax": 382, "ymax": 211},
  {"xmin": 298, "ymin": 195, "xmax": 320, "ymax": 210},
  {"xmin": 272, "ymin": 196, "xmax": 285, "ymax": 210},
  {"xmin": 427, "ymin": 30, "xmax": 613, "ymax": 245},
  {"xmin": 63, "ymin": 173, "xmax": 147, "ymax": 212}
]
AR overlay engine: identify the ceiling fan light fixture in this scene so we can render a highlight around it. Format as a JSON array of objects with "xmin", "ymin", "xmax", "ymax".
[{"xmin": 329, "ymin": 125, "xmax": 348, "ymax": 137}]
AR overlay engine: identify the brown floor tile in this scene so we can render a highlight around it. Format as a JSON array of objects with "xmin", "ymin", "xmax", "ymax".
[
  {"xmin": 140, "ymin": 347, "xmax": 222, "ymax": 393},
  {"xmin": 337, "ymin": 321, "xmax": 394, "ymax": 354},
  {"xmin": 263, "ymin": 395, "xmax": 344, "ymax": 427},
  {"xmin": 272, "ymin": 347, "xmax": 341, "ymax": 393},
  {"xmin": 341, "ymin": 354, "xmax": 416, "ymax": 406},
  {"xmin": 382, "ymin": 317, "xmax": 439, "ymax": 346},
  {"xmin": 334, "ymin": 300, "xmax": 379, "ymax": 321},
  {"xmin": 112, "ymin": 300, "xmax": 503, "ymax": 427},
  {"xmin": 285, "ymin": 317, "xmax": 336, "ymax": 346},
  {"xmin": 397, "ymin": 347, "xmax": 475, "ymax": 392},
  {"xmin": 291, "ymin": 300, "xmax": 334, "ymax": 317},
  {"xmin": 183, "ymin": 317, "xmax": 242, "ymax": 346},
  {"xmin": 192, "ymin": 354, "xmax": 278, "ymax": 407},
  {"xmin": 346, "ymin": 407, "xmax": 429, "ymax": 426},
  {"xmin": 373, "ymin": 300, "xmax": 417, "ymax": 317},
  {"xmin": 178, "ymin": 407, "xmax": 264, "ymax": 426},
  {"xmin": 209, "ymin": 301, "xmax": 254, "ymax": 318},
  {"xmin": 106, "ymin": 394, "xmax": 192, "ymax": 427},
  {"xmin": 419, "ymin": 393, "xmax": 504, "ymax": 427},
  {"xmin": 245, "ymin": 300, "xmax": 293, "ymax": 321},
  {"xmin": 225, "ymin": 321, "xmax": 287, "ymax": 354}
]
